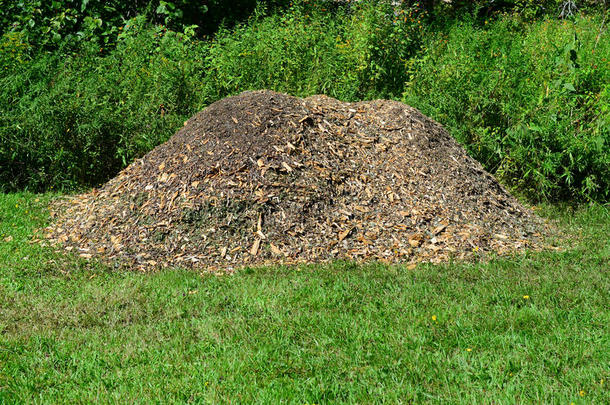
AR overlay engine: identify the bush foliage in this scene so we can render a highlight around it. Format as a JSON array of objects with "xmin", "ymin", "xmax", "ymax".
[
  {"xmin": 0, "ymin": 0, "xmax": 293, "ymax": 51},
  {"xmin": 404, "ymin": 15, "xmax": 610, "ymax": 201},
  {"xmin": 0, "ymin": 1, "xmax": 608, "ymax": 201},
  {"xmin": 0, "ymin": 16, "xmax": 206, "ymax": 190}
]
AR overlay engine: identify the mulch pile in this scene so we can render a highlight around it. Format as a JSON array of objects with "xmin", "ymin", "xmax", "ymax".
[{"xmin": 44, "ymin": 90, "xmax": 548, "ymax": 271}]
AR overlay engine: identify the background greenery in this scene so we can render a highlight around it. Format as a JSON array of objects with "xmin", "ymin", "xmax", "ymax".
[{"xmin": 1, "ymin": 0, "xmax": 608, "ymax": 201}]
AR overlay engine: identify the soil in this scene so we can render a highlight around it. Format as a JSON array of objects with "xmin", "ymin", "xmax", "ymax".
[{"xmin": 44, "ymin": 90, "xmax": 549, "ymax": 271}]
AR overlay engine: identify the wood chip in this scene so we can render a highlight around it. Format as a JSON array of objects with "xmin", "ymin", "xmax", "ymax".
[
  {"xmin": 270, "ymin": 243, "xmax": 284, "ymax": 256},
  {"xmin": 250, "ymin": 239, "xmax": 261, "ymax": 256},
  {"xmin": 433, "ymin": 225, "xmax": 447, "ymax": 235},
  {"xmin": 408, "ymin": 234, "xmax": 423, "ymax": 248},
  {"xmin": 338, "ymin": 228, "xmax": 352, "ymax": 242}
]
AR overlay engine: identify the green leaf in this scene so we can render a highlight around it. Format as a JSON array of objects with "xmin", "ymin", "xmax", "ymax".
[
  {"xmin": 563, "ymin": 83, "xmax": 576, "ymax": 92},
  {"xmin": 156, "ymin": 2, "xmax": 168, "ymax": 15}
]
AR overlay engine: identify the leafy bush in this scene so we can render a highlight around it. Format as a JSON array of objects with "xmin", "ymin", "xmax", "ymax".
[
  {"xmin": 0, "ymin": 0, "xmax": 294, "ymax": 53},
  {"xmin": 0, "ymin": 17, "xmax": 207, "ymax": 191},
  {"xmin": 204, "ymin": 6, "xmax": 357, "ymax": 101},
  {"xmin": 205, "ymin": 1, "xmax": 425, "ymax": 101},
  {"xmin": 0, "ymin": 0, "xmax": 148, "ymax": 52},
  {"xmin": 403, "ymin": 15, "xmax": 609, "ymax": 201}
]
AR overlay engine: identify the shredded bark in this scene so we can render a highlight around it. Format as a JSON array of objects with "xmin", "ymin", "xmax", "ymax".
[{"xmin": 43, "ymin": 90, "xmax": 549, "ymax": 271}]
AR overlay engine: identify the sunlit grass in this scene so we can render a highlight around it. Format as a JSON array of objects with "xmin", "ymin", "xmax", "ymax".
[{"xmin": 0, "ymin": 193, "xmax": 608, "ymax": 403}]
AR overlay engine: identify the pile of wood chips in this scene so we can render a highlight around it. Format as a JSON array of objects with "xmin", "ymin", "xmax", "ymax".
[{"xmin": 44, "ymin": 90, "xmax": 548, "ymax": 271}]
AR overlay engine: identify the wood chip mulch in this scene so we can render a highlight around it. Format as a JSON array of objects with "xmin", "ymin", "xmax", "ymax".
[{"xmin": 43, "ymin": 90, "xmax": 550, "ymax": 272}]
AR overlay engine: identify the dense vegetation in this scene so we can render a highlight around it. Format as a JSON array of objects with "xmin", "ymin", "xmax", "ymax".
[{"xmin": 1, "ymin": 0, "xmax": 608, "ymax": 201}]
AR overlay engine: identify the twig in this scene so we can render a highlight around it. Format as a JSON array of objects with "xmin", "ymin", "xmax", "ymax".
[{"xmin": 559, "ymin": 1, "xmax": 579, "ymax": 19}]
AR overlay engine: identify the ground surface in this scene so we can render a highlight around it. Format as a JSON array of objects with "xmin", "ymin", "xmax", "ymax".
[{"xmin": 1, "ymin": 193, "xmax": 608, "ymax": 403}]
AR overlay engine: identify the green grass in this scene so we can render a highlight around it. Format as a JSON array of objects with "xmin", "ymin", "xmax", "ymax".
[{"xmin": 0, "ymin": 193, "xmax": 608, "ymax": 403}]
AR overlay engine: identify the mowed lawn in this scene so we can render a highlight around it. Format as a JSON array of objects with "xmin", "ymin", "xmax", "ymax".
[{"xmin": 0, "ymin": 193, "xmax": 608, "ymax": 403}]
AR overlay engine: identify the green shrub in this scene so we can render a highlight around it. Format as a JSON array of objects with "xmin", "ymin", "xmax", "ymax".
[
  {"xmin": 403, "ymin": 15, "xmax": 609, "ymax": 202},
  {"xmin": 418, "ymin": 0, "xmax": 606, "ymax": 20},
  {"xmin": 0, "ymin": 17, "xmax": 207, "ymax": 191},
  {"xmin": 0, "ymin": 0, "xmax": 296, "ymax": 53},
  {"xmin": 205, "ymin": 1, "xmax": 425, "ymax": 101},
  {"xmin": 204, "ymin": 5, "xmax": 357, "ymax": 101}
]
